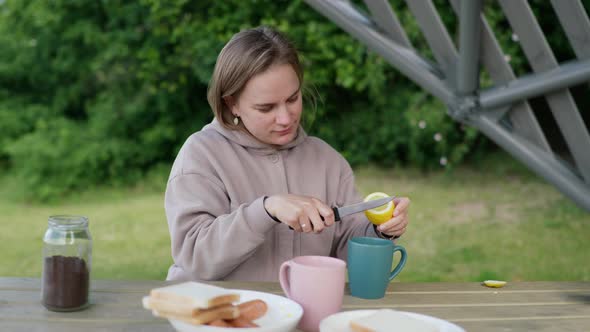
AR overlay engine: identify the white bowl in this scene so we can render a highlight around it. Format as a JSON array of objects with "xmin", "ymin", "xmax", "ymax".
[
  {"xmin": 168, "ymin": 289, "xmax": 303, "ymax": 332},
  {"xmin": 319, "ymin": 309, "xmax": 466, "ymax": 332}
]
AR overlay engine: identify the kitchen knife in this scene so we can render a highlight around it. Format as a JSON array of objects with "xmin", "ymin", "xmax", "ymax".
[{"xmin": 333, "ymin": 196, "xmax": 395, "ymax": 221}]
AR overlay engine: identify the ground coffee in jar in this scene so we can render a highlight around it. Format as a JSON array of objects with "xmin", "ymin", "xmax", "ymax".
[
  {"xmin": 42, "ymin": 215, "xmax": 92, "ymax": 312},
  {"xmin": 43, "ymin": 255, "xmax": 89, "ymax": 309}
]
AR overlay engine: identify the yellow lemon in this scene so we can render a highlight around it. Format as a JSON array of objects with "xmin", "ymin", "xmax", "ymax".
[
  {"xmin": 364, "ymin": 192, "xmax": 395, "ymax": 225},
  {"xmin": 483, "ymin": 280, "xmax": 507, "ymax": 288}
]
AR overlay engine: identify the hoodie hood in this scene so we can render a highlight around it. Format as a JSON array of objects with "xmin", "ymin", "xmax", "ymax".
[{"xmin": 203, "ymin": 118, "xmax": 308, "ymax": 155}]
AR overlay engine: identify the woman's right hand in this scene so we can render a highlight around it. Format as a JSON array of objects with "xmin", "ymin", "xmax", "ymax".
[{"xmin": 264, "ymin": 194, "xmax": 335, "ymax": 233}]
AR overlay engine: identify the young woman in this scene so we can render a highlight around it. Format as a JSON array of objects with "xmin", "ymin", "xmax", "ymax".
[{"xmin": 165, "ymin": 26, "xmax": 410, "ymax": 281}]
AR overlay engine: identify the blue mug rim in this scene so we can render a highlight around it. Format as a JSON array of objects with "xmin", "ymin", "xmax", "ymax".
[{"xmin": 349, "ymin": 236, "xmax": 393, "ymax": 247}]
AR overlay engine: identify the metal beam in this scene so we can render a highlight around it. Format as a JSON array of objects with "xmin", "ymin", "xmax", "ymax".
[
  {"xmin": 471, "ymin": 115, "xmax": 590, "ymax": 212},
  {"xmin": 406, "ymin": 0, "xmax": 457, "ymax": 78},
  {"xmin": 304, "ymin": 0, "xmax": 590, "ymax": 212},
  {"xmin": 551, "ymin": 0, "xmax": 590, "ymax": 59},
  {"xmin": 479, "ymin": 58, "xmax": 590, "ymax": 109},
  {"xmin": 364, "ymin": 0, "xmax": 413, "ymax": 48},
  {"xmin": 499, "ymin": 0, "xmax": 590, "ymax": 183},
  {"xmin": 304, "ymin": 0, "xmax": 455, "ymax": 105},
  {"xmin": 457, "ymin": 0, "xmax": 482, "ymax": 95},
  {"xmin": 449, "ymin": 0, "xmax": 551, "ymax": 152}
]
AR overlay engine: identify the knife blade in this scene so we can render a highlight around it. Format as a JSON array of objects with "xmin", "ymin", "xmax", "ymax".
[{"xmin": 333, "ymin": 196, "xmax": 395, "ymax": 221}]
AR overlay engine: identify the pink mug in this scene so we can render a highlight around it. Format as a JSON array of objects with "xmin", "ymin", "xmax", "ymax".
[{"xmin": 279, "ymin": 256, "xmax": 346, "ymax": 332}]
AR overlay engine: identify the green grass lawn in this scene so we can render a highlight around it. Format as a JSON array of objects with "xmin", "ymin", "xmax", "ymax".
[{"xmin": 1, "ymin": 152, "xmax": 588, "ymax": 281}]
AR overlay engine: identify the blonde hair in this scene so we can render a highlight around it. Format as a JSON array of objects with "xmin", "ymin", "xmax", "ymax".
[{"xmin": 207, "ymin": 26, "xmax": 304, "ymax": 129}]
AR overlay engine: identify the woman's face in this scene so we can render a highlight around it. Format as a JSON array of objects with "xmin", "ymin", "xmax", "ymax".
[{"xmin": 228, "ymin": 64, "xmax": 302, "ymax": 146}]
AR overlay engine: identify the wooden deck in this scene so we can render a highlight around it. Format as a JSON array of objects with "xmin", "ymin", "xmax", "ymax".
[{"xmin": 1, "ymin": 277, "xmax": 589, "ymax": 331}]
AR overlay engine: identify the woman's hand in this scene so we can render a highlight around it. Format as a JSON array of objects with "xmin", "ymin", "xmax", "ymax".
[
  {"xmin": 264, "ymin": 194, "xmax": 335, "ymax": 233},
  {"xmin": 375, "ymin": 197, "xmax": 410, "ymax": 238}
]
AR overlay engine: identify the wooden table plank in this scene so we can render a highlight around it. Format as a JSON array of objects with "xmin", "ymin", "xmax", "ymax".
[
  {"xmin": 5, "ymin": 297, "xmax": 588, "ymax": 321},
  {"xmin": 0, "ymin": 277, "xmax": 172, "ymax": 292},
  {"xmin": 0, "ymin": 321, "xmax": 174, "ymax": 332},
  {"xmin": 5, "ymin": 286, "xmax": 588, "ymax": 306},
  {"xmin": 3, "ymin": 277, "xmax": 588, "ymax": 293},
  {"xmin": 1, "ymin": 302, "xmax": 159, "ymax": 322},
  {"xmin": 457, "ymin": 318, "xmax": 590, "ymax": 332},
  {"xmin": 1, "ymin": 278, "xmax": 589, "ymax": 331},
  {"xmin": 383, "ymin": 281, "xmax": 590, "ymax": 292}
]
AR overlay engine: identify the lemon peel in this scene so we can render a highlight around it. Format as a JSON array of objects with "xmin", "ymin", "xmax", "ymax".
[
  {"xmin": 363, "ymin": 192, "xmax": 395, "ymax": 225},
  {"xmin": 483, "ymin": 280, "xmax": 507, "ymax": 288}
]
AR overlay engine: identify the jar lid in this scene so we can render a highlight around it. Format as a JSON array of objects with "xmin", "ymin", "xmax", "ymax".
[{"xmin": 48, "ymin": 215, "xmax": 89, "ymax": 230}]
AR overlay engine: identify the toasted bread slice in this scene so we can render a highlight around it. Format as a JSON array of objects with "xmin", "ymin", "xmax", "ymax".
[
  {"xmin": 350, "ymin": 309, "xmax": 438, "ymax": 332},
  {"xmin": 152, "ymin": 303, "xmax": 240, "ymax": 325},
  {"xmin": 150, "ymin": 282, "xmax": 240, "ymax": 310}
]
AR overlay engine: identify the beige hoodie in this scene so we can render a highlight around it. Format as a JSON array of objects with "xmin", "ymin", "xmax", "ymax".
[{"xmin": 165, "ymin": 119, "xmax": 384, "ymax": 281}]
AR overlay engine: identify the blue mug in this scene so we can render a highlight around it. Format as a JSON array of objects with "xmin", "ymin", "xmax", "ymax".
[{"xmin": 347, "ymin": 237, "xmax": 407, "ymax": 299}]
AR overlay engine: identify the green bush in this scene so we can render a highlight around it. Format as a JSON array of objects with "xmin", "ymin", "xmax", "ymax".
[{"xmin": 0, "ymin": 0, "xmax": 574, "ymax": 200}]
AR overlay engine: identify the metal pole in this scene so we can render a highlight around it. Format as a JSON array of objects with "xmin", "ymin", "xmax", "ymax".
[
  {"xmin": 479, "ymin": 57, "xmax": 590, "ymax": 109},
  {"xmin": 304, "ymin": 0, "xmax": 456, "ymax": 105},
  {"xmin": 364, "ymin": 0, "xmax": 413, "ymax": 48},
  {"xmin": 457, "ymin": 0, "xmax": 482, "ymax": 94},
  {"xmin": 471, "ymin": 115, "xmax": 590, "ymax": 211}
]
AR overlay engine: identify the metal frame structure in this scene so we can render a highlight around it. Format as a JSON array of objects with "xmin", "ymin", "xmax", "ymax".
[{"xmin": 304, "ymin": 0, "xmax": 590, "ymax": 212}]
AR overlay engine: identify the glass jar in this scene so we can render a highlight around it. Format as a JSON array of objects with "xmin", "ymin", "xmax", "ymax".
[{"xmin": 41, "ymin": 215, "xmax": 92, "ymax": 312}]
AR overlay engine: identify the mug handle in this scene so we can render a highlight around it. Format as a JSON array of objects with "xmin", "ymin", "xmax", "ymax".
[
  {"xmin": 279, "ymin": 261, "xmax": 293, "ymax": 299},
  {"xmin": 389, "ymin": 245, "xmax": 407, "ymax": 281}
]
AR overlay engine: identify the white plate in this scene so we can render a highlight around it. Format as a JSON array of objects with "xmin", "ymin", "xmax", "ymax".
[
  {"xmin": 319, "ymin": 309, "xmax": 465, "ymax": 332},
  {"xmin": 168, "ymin": 289, "xmax": 303, "ymax": 332}
]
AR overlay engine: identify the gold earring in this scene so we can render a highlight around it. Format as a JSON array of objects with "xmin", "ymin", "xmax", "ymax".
[{"xmin": 233, "ymin": 116, "xmax": 239, "ymax": 125}]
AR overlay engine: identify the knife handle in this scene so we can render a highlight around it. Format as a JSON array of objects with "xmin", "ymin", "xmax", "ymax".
[
  {"xmin": 332, "ymin": 207, "xmax": 341, "ymax": 222},
  {"xmin": 288, "ymin": 207, "xmax": 341, "ymax": 230},
  {"xmin": 320, "ymin": 207, "xmax": 341, "ymax": 222}
]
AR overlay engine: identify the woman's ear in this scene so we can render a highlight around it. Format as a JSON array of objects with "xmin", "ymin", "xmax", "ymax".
[{"xmin": 223, "ymin": 96, "xmax": 238, "ymax": 116}]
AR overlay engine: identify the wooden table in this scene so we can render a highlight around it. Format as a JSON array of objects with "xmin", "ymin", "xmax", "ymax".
[{"xmin": 1, "ymin": 277, "xmax": 589, "ymax": 331}]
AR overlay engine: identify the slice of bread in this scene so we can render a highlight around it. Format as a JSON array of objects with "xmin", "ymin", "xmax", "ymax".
[
  {"xmin": 149, "ymin": 282, "xmax": 240, "ymax": 310},
  {"xmin": 152, "ymin": 303, "xmax": 240, "ymax": 325},
  {"xmin": 143, "ymin": 296, "xmax": 200, "ymax": 317},
  {"xmin": 350, "ymin": 309, "xmax": 439, "ymax": 332}
]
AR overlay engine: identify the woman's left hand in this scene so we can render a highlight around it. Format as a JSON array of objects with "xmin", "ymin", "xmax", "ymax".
[{"xmin": 375, "ymin": 197, "xmax": 410, "ymax": 238}]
